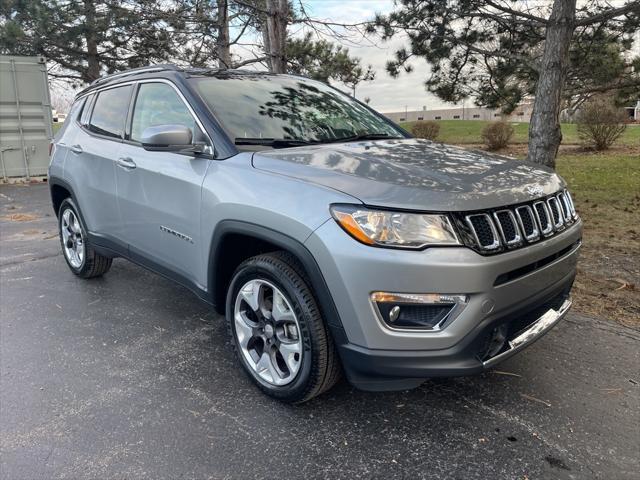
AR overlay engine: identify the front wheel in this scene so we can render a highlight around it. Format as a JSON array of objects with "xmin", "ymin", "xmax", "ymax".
[
  {"xmin": 58, "ymin": 198, "xmax": 112, "ymax": 278},
  {"xmin": 226, "ymin": 252, "xmax": 341, "ymax": 403}
]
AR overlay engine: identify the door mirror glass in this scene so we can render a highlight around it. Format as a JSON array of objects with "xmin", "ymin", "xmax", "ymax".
[{"xmin": 141, "ymin": 124, "xmax": 202, "ymax": 152}]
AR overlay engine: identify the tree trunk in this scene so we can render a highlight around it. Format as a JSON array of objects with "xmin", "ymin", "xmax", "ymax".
[
  {"xmin": 262, "ymin": 26, "xmax": 272, "ymax": 71},
  {"xmin": 265, "ymin": 0, "xmax": 288, "ymax": 73},
  {"xmin": 216, "ymin": 0, "xmax": 231, "ymax": 69},
  {"xmin": 83, "ymin": 0, "xmax": 100, "ymax": 82},
  {"xmin": 527, "ymin": 0, "xmax": 577, "ymax": 169}
]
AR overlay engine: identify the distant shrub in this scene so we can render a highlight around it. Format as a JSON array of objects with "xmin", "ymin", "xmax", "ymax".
[
  {"xmin": 411, "ymin": 121, "xmax": 440, "ymax": 141},
  {"xmin": 576, "ymin": 97, "xmax": 627, "ymax": 151},
  {"xmin": 481, "ymin": 121, "xmax": 514, "ymax": 150}
]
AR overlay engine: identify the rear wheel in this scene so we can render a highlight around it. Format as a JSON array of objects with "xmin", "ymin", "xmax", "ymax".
[
  {"xmin": 58, "ymin": 198, "xmax": 112, "ymax": 278},
  {"xmin": 226, "ymin": 252, "xmax": 341, "ymax": 403}
]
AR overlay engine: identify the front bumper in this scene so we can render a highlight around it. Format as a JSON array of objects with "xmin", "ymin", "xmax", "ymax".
[
  {"xmin": 334, "ymin": 278, "xmax": 573, "ymax": 391},
  {"xmin": 305, "ymin": 217, "xmax": 582, "ymax": 391}
]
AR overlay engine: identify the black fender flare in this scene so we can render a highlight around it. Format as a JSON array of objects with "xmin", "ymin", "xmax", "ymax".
[
  {"xmin": 48, "ymin": 176, "xmax": 77, "ymax": 216},
  {"xmin": 208, "ymin": 220, "xmax": 347, "ymax": 336}
]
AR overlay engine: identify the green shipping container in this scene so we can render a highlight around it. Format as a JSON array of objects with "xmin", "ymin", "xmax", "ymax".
[{"xmin": 0, "ymin": 55, "xmax": 54, "ymax": 179}]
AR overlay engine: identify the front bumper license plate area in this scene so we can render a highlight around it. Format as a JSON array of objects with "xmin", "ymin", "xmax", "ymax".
[{"xmin": 482, "ymin": 297, "xmax": 572, "ymax": 368}]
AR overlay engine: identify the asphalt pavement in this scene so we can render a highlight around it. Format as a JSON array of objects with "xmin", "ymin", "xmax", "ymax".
[{"xmin": 1, "ymin": 183, "xmax": 639, "ymax": 480}]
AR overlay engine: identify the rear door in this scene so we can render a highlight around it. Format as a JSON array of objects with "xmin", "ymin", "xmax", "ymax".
[
  {"xmin": 115, "ymin": 80, "xmax": 212, "ymax": 289},
  {"xmin": 63, "ymin": 85, "xmax": 132, "ymax": 240}
]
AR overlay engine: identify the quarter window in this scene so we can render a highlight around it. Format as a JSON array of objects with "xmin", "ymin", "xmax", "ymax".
[
  {"xmin": 130, "ymin": 83, "xmax": 196, "ymax": 143},
  {"xmin": 79, "ymin": 94, "xmax": 94, "ymax": 126},
  {"xmin": 88, "ymin": 86, "xmax": 132, "ymax": 138}
]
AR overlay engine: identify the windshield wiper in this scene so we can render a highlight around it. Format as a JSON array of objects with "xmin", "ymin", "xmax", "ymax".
[
  {"xmin": 235, "ymin": 137, "xmax": 316, "ymax": 148},
  {"xmin": 326, "ymin": 133, "xmax": 404, "ymax": 143}
]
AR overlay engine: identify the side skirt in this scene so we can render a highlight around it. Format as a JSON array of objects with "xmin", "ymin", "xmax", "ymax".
[{"xmin": 87, "ymin": 232, "xmax": 214, "ymax": 307}]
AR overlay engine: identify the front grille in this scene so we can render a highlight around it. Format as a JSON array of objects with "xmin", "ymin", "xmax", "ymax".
[
  {"xmin": 494, "ymin": 210, "xmax": 521, "ymax": 245},
  {"xmin": 547, "ymin": 197, "xmax": 564, "ymax": 229},
  {"xmin": 533, "ymin": 201, "xmax": 553, "ymax": 236},
  {"xmin": 557, "ymin": 192, "xmax": 571, "ymax": 222},
  {"xmin": 515, "ymin": 205, "xmax": 539, "ymax": 241},
  {"xmin": 458, "ymin": 189, "xmax": 578, "ymax": 254},
  {"xmin": 466, "ymin": 214, "xmax": 500, "ymax": 250}
]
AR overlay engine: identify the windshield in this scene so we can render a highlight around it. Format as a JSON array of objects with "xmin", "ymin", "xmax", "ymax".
[{"xmin": 189, "ymin": 74, "xmax": 405, "ymax": 148}]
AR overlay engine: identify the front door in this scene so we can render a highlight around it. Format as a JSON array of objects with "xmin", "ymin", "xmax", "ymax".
[{"xmin": 115, "ymin": 81, "xmax": 211, "ymax": 290}]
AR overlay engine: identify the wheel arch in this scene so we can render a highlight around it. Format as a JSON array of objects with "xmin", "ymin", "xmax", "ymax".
[
  {"xmin": 49, "ymin": 176, "xmax": 75, "ymax": 217},
  {"xmin": 208, "ymin": 221, "xmax": 346, "ymax": 333}
]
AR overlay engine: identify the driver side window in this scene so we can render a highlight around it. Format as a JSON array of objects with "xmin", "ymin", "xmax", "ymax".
[{"xmin": 130, "ymin": 83, "xmax": 197, "ymax": 143}]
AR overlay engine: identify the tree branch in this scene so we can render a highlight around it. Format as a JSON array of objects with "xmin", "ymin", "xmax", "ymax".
[
  {"xmin": 233, "ymin": 55, "xmax": 268, "ymax": 68},
  {"xmin": 484, "ymin": 0, "xmax": 548, "ymax": 24},
  {"xmin": 575, "ymin": 2, "xmax": 640, "ymax": 27}
]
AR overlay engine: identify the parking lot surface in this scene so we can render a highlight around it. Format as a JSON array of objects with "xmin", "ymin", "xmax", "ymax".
[{"xmin": 1, "ymin": 183, "xmax": 639, "ymax": 480}]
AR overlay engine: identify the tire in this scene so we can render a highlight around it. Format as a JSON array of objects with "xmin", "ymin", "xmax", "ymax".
[
  {"xmin": 58, "ymin": 198, "xmax": 112, "ymax": 278},
  {"xmin": 226, "ymin": 251, "xmax": 341, "ymax": 403}
]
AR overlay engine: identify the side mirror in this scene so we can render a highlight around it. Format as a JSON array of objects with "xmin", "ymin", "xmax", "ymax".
[{"xmin": 141, "ymin": 124, "xmax": 204, "ymax": 153}]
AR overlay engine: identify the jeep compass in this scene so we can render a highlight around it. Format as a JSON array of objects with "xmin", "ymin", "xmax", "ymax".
[{"xmin": 49, "ymin": 65, "xmax": 582, "ymax": 402}]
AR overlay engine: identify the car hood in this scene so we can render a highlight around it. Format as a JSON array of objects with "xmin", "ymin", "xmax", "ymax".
[{"xmin": 251, "ymin": 139, "xmax": 565, "ymax": 211}]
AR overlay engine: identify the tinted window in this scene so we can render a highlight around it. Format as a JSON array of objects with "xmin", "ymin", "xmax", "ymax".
[
  {"xmin": 130, "ymin": 83, "xmax": 196, "ymax": 143},
  {"xmin": 80, "ymin": 94, "xmax": 94, "ymax": 126},
  {"xmin": 190, "ymin": 75, "xmax": 402, "ymax": 145},
  {"xmin": 88, "ymin": 86, "xmax": 132, "ymax": 138}
]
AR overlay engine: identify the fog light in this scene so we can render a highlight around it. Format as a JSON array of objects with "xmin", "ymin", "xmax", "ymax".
[{"xmin": 371, "ymin": 292, "xmax": 467, "ymax": 330}]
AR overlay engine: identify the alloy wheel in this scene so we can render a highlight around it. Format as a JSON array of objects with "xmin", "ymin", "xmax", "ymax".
[
  {"xmin": 61, "ymin": 208, "xmax": 85, "ymax": 268},
  {"xmin": 233, "ymin": 279, "xmax": 303, "ymax": 386}
]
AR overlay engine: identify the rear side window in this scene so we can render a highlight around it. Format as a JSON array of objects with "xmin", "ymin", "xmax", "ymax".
[
  {"xmin": 54, "ymin": 97, "xmax": 86, "ymax": 140},
  {"xmin": 130, "ymin": 83, "xmax": 196, "ymax": 143},
  {"xmin": 88, "ymin": 85, "xmax": 132, "ymax": 138},
  {"xmin": 79, "ymin": 94, "xmax": 94, "ymax": 126}
]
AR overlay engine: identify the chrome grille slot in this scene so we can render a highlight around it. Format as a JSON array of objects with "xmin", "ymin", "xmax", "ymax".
[
  {"xmin": 493, "ymin": 210, "xmax": 521, "ymax": 246},
  {"xmin": 533, "ymin": 201, "xmax": 553, "ymax": 236},
  {"xmin": 564, "ymin": 189, "xmax": 577, "ymax": 219},
  {"xmin": 456, "ymin": 190, "xmax": 579, "ymax": 255},
  {"xmin": 515, "ymin": 205, "xmax": 540, "ymax": 241},
  {"xmin": 557, "ymin": 192, "xmax": 572, "ymax": 223},
  {"xmin": 547, "ymin": 197, "xmax": 564, "ymax": 230},
  {"xmin": 465, "ymin": 214, "xmax": 500, "ymax": 250}
]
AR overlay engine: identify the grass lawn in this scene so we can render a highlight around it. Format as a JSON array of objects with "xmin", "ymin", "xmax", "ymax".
[
  {"xmin": 400, "ymin": 119, "xmax": 640, "ymax": 146},
  {"xmin": 554, "ymin": 153, "xmax": 639, "ymax": 328}
]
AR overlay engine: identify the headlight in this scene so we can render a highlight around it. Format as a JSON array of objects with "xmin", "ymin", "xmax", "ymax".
[{"xmin": 330, "ymin": 204, "xmax": 460, "ymax": 249}]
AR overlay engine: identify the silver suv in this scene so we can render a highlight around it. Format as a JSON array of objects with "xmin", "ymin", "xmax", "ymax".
[{"xmin": 49, "ymin": 65, "xmax": 582, "ymax": 402}]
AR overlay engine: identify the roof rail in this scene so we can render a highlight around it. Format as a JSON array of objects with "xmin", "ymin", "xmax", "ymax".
[{"xmin": 89, "ymin": 64, "xmax": 182, "ymax": 86}]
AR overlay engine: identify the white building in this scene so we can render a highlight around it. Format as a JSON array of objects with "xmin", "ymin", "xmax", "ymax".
[
  {"xmin": 624, "ymin": 100, "xmax": 640, "ymax": 122},
  {"xmin": 383, "ymin": 102, "xmax": 534, "ymax": 123}
]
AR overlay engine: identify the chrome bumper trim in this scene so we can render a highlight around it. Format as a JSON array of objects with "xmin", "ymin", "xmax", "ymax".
[{"xmin": 483, "ymin": 297, "xmax": 572, "ymax": 368}]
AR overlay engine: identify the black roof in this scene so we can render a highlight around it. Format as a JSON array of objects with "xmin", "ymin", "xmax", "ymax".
[{"xmin": 76, "ymin": 64, "xmax": 279, "ymax": 97}]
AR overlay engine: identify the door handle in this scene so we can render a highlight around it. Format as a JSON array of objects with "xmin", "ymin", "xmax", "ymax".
[
  {"xmin": 70, "ymin": 144, "xmax": 83, "ymax": 154},
  {"xmin": 116, "ymin": 156, "xmax": 137, "ymax": 170}
]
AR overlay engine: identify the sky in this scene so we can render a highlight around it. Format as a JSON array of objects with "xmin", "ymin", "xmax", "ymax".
[
  {"xmin": 293, "ymin": 0, "xmax": 442, "ymax": 113},
  {"xmin": 51, "ymin": 0, "xmax": 639, "ymax": 113},
  {"xmin": 292, "ymin": 0, "xmax": 640, "ymax": 113}
]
